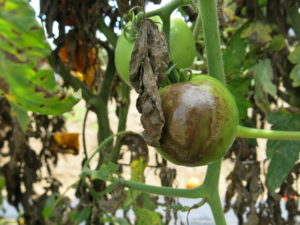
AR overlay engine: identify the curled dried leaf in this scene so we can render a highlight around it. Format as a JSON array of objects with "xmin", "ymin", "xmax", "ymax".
[
  {"xmin": 99, "ymin": 183, "xmax": 125, "ymax": 213},
  {"xmin": 129, "ymin": 19, "xmax": 169, "ymax": 147},
  {"xmin": 116, "ymin": 0, "xmax": 130, "ymax": 14},
  {"xmin": 50, "ymin": 132, "xmax": 80, "ymax": 155},
  {"xmin": 121, "ymin": 132, "xmax": 149, "ymax": 163}
]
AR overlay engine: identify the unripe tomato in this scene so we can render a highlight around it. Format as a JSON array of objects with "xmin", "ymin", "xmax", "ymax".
[
  {"xmin": 115, "ymin": 17, "xmax": 196, "ymax": 86},
  {"xmin": 169, "ymin": 18, "xmax": 196, "ymax": 70},
  {"xmin": 157, "ymin": 75, "xmax": 239, "ymax": 167}
]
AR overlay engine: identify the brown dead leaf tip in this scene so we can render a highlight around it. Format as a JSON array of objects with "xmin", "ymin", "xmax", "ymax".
[
  {"xmin": 121, "ymin": 133, "xmax": 149, "ymax": 163},
  {"xmin": 129, "ymin": 18, "xmax": 169, "ymax": 148},
  {"xmin": 50, "ymin": 132, "xmax": 80, "ymax": 155}
]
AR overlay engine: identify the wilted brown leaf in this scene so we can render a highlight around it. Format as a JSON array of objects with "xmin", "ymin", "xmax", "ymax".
[
  {"xmin": 50, "ymin": 132, "xmax": 80, "ymax": 155},
  {"xmin": 116, "ymin": 0, "xmax": 130, "ymax": 14},
  {"xmin": 129, "ymin": 18, "xmax": 168, "ymax": 147},
  {"xmin": 121, "ymin": 132, "xmax": 149, "ymax": 162},
  {"xmin": 99, "ymin": 183, "xmax": 125, "ymax": 213}
]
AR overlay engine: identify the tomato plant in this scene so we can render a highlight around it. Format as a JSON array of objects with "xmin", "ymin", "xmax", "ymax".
[
  {"xmin": 158, "ymin": 75, "xmax": 239, "ymax": 166},
  {"xmin": 2, "ymin": 0, "xmax": 300, "ymax": 225},
  {"xmin": 115, "ymin": 17, "xmax": 196, "ymax": 85}
]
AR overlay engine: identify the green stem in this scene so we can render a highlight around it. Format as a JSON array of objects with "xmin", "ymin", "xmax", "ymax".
[
  {"xmin": 85, "ymin": 131, "xmax": 133, "ymax": 167},
  {"xmin": 84, "ymin": 131, "xmax": 207, "ymax": 199},
  {"xmin": 193, "ymin": 8, "xmax": 202, "ymax": 41},
  {"xmin": 208, "ymin": 194, "xmax": 226, "ymax": 225},
  {"xmin": 111, "ymin": 84, "xmax": 130, "ymax": 162},
  {"xmin": 90, "ymin": 49, "xmax": 115, "ymax": 167},
  {"xmin": 203, "ymin": 160, "xmax": 227, "ymax": 225},
  {"xmin": 198, "ymin": 0, "xmax": 227, "ymax": 224},
  {"xmin": 145, "ymin": 0, "xmax": 192, "ymax": 19},
  {"xmin": 237, "ymin": 125, "xmax": 300, "ymax": 140},
  {"xmin": 199, "ymin": 0, "xmax": 225, "ymax": 83},
  {"xmin": 113, "ymin": 177, "xmax": 207, "ymax": 198},
  {"xmin": 99, "ymin": 17, "xmax": 117, "ymax": 48}
]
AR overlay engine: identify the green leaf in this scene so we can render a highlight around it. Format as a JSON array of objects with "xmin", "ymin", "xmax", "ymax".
[
  {"xmin": 0, "ymin": 175, "xmax": 4, "ymax": 191},
  {"xmin": 10, "ymin": 103, "xmax": 30, "ymax": 132},
  {"xmin": 241, "ymin": 22, "xmax": 272, "ymax": 44},
  {"xmin": 268, "ymin": 35, "xmax": 286, "ymax": 52},
  {"xmin": 83, "ymin": 162, "xmax": 118, "ymax": 180},
  {"xmin": 253, "ymin": 59, "xmax": 277, "ymax": 114},
  {"xmin": 42, "ymin": 194, "xmax": 57, "ymax": 219},
  {"xmin": 227, "ymin": 76, "xmax": 252, "ymax": 119},
  {"xmin": 70, "ymin": 207, "xmax": 91, "ymax": 224},
  {"xmin": 135, "ymin": 208, "xmax": 163, "ymax": 225},
  {"xmin": 139, "ymin": 193, "xmax": 157, "ymax": 211},
  {"xmin": 287, "ymin": 7, "xmax": 300, "ymax": 40},
  {"xmin": 266, "ymin": 110, "xmax": 300, "ymax": 193},
  {"xmin": 0, "ymin": 0, "xmax": 79, "ymax": 115},
  {"xmin": 114, "ymin": 218, "xmax": 130, "ymax": 225},
  {"xmin": 130, "ymin": 158, "xmax": 147, "ymax": 183},
  {"xmin": 289, "ymin": 64, "xmax": 300, "ymax": 87},
  {"xmin": 288, "ymin": 45, "xmax": 300, "ymax": 64},
  {"xmin": 223, "ymin": 24, "xmax": 248, "ymax": 76}
]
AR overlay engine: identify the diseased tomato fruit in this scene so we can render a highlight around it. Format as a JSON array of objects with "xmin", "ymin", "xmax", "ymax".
[
  {"xmin": 157, "ymin": 75, "xmax": 239, "ymax": 167},
  {"xmin": 114, "ymin": 17, "xmax": 196, "ymax": 86}
]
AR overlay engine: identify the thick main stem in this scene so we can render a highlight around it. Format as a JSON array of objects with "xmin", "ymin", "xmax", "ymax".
[
  {"xmin": 199, "ymin": 0, "xmax": 225, "ymax": 83},
  {"xmin": 203, "ymin": 160, "xmax": 226, "ymax": 225},
  {"xmin": 199, "ymin": 0, "xmax": 227, "ymax": 224}
]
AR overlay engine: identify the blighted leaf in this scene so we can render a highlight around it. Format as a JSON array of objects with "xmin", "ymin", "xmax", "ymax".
[
  {"xmin": 288, "ymin": 45, "xmax": 300, "ymax": 64},
  {"xmin": 227, "ymin": 77, "xmax": 252, "ymax": 119},
  {"xmin": 223, "ymin": 24, "xmax": 248, "ymax": 75},
  {"xmin": 83, "ymin": 162, "xmax": 118, "ymax": 180},
  {"xmin": 116, "ymin": 0, "xmax": 130, "ymax": 14},
  {"xmin": 121, "ymin": 132, "xmax": 149, "ymax": 162},
  {"xmin": 241, "ymin": 22, "xmax": 272, "ymax": 45},
  {"xmin": 289, "ymin": 64, "xmax": 300, "ymax": 87},
  {"xmin": 287, "ymin": 6, "xmax": 300, "ymax": 40},
  {"xmin": 135, "ymin": 208, "xmax": 163, "ymax": 225},
  {"xmin": 131, "ymin": 158, "xmax": 147, "ymax": 183},
  {"xmin": 58, "ymin": 33, "xmax": 98, "ymax": 87},
  {"xmin": 268, "ymin": 35, "xmax": 286, "ymax": 52},
  {"xmin": 129, "ymin": 19, "xmax": 168, "ymax": 147},
  {"xmin": 0, "ymin": 0, "xmax": 79, "ymax": 115},
  {"xmin": 121, "ymin": 133, "xmax": 149, "ymax": 182},
  {"xmin": 253, "ymin": 59, "xmax": 277, "ymax": 114},
  {"xmin": 99, "ymin": 183, "xmax": 125, "ymax": 213},
  {"xmin": 266, "ymin": 110, "xmax": 300, "ymax": 193},
  {"xmin": 49, "ymin": 132, "xmax": 80, "ymax": 155}
]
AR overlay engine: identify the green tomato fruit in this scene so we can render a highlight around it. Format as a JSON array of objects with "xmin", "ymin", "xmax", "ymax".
[
  {"xmin": 169, "ymin": 18, "xmax": 196, "ymax": 69},
  {"xmin": 115, "ymin": 17, "xmax": 196, "ymax": 86},
  {"xmin": 157, "ymin": 75, "xmax": 239, "ymax": 167}
]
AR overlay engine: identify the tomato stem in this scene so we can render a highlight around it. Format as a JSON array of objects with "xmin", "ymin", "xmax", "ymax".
[
  {"xmin": 112, "ymin": 177, "xmax": 207, "ymax": 198},
  {"xmin": 198, "ymin": 0, "xmax": 227, "ymax": 224},
  {"xmin": 198, "ymin": 0, "xmax": 225, "ymax": 83},
  {"xmin": 237, "ymin": 125, "xmax": 300, "ymax": 140},
  {"xmin": 145, "ymin": 0, "xmax": 192, "ymax": 19}
]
